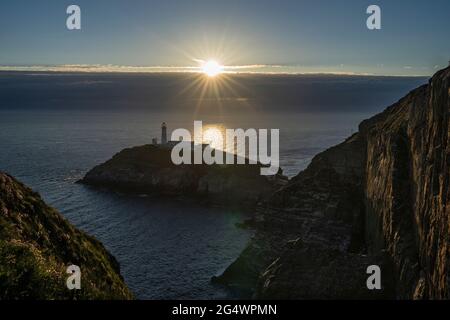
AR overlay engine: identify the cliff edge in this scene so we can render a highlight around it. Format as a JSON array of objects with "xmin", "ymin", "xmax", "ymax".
[{"xmin": 0, "ymin": 172, "xmax": 133, "ymax": 299}]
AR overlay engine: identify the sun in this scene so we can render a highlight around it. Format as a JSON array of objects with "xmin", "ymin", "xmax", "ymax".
[{"xmin": 201, "ymin": 60, "xmax": 223, "ymax": 77}]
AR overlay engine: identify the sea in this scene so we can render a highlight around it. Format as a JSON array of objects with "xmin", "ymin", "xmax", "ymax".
[{"xmin": 0, "ymin": 72, "xmax": 427, "ymax": 299}]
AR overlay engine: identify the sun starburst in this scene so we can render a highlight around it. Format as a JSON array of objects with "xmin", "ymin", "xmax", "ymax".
[{"xmin": 201, "ymin": 60, "xmax": 224, "ymax": 77}]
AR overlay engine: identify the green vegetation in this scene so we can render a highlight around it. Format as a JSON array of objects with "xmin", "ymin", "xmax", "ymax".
[{"xmin": 0, "ymin": 172, "xmax": 133, "ymax": 300}]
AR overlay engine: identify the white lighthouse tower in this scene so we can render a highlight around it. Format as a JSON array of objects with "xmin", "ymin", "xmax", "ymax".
[{"xmin": 161, "ymin": 122, "xmax": 167, "ymax": 145}]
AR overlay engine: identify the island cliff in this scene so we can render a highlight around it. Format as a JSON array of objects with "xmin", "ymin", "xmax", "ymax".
[
  {"xmin": 215, "ymin": 66, "xmax": 450, "ymax": 299},
  {"xmin": 80, "ymin": 145, "xmax": 287, "ymax": 206},
  {"xmin": 0, "ymin": 172, "xmax": 133, "ymax": 299}
]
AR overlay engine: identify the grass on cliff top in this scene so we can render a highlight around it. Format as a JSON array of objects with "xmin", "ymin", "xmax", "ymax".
[{"xmin": 0, "ymin": 172, "xmax": 133, "ymax": 300}]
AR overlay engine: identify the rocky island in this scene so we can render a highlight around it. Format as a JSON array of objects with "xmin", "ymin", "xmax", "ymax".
[
  {"xmin": 80, "ymin": 143, "xmax": 287, "ymax": 207},
  {"xmin": 215, "ymin": 66, "xmax": 450, "ymax": 299},
  {"xmin": 0, "ymin": 172, "xmax": 133, "ymax": 299}
]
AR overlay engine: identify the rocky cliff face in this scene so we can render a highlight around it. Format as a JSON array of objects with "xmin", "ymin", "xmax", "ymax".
[
  {"xmin": 216, "ymin": 67, "xmax": 449, "ymax": 299},
  {"xmin": 81, "ymin": 145, "xmax": 287, "ymax": 206},
  {"xmin": 363, "ymin": 67, "xmax": 449, "ymax": 299},
  {"xmin": 0, "ymin": 172, "xmax": 133, "ymax": 299}
]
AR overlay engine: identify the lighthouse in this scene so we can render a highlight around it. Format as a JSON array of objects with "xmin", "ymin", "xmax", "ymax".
[{"xmin": 161, "ymin": 122, "xmax": 167, "ymax": 145}]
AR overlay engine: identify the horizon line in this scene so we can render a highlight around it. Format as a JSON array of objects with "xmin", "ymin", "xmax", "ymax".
[{"xmin": 0, "ymin": 64, "xmax": 432, "ymax": 77}]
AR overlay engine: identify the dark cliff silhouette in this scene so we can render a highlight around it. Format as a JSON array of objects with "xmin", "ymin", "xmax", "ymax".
[{"xmin": 216, "ymin": 66, "xmax": 450, "ymax": 299}]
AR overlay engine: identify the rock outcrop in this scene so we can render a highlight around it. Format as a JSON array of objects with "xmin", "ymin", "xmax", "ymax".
[
  {"xmin": 0, "ymin": 172, "xmax": 133, "ymax": 299},
  {"xmin": 216, "ymin": 67, "xmax": 450, "ymax": 299},
  {"xmin": 80, "ymin": 144, "xmax": 287, "ymax": 207}
]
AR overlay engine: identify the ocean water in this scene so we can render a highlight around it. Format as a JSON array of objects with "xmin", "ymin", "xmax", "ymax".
[{"xmin": 0, "ymin": 72, "xmax": 427, "ymax": 299}]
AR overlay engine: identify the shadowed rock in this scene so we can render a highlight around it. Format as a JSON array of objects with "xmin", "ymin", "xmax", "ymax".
[
  {"xmin": 216, "ymin": 66, "xmax": 450, "ymax": 300},
  {"xmin": 80, "ymin": 144, "xmax": 287, "ymax": 207}
]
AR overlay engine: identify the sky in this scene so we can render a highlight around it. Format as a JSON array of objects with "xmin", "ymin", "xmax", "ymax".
[{"xmin": 0, "ymin": 0, "xmax": 449, "ymax": 76}]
